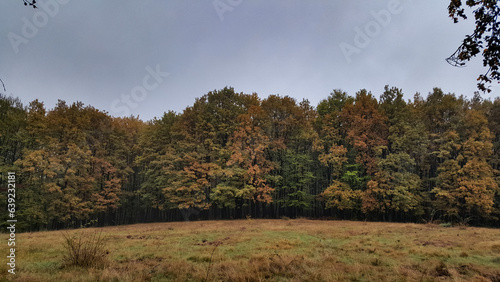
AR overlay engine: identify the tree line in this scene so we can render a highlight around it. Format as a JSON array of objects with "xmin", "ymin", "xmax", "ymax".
[{"xmin": 1, "ymin": 86, "xmax": 499, "ymax": 230}]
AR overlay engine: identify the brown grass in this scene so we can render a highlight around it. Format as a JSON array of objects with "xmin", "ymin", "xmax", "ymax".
[
  {"xmin": 61, "ymin": 230, "xmax": 109, "ymax": 268},
  {"xmin": 1, "ymin": 219, "xmax": 500, "ymax": 281}
]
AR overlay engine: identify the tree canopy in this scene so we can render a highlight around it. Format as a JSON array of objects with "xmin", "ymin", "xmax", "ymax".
[{"xmin": 1, "ymin": 86, "xmax": 499, "ymax": 231}]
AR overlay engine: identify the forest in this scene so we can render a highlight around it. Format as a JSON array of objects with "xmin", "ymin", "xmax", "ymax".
[{"xmin": 1, "ymin": 86, "xmax": 499, "ymax": 231}]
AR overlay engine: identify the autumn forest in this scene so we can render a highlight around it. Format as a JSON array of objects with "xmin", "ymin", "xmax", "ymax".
[{"xmin": 1, "ymin": 86, "xmax": 500, "ymax": 231}]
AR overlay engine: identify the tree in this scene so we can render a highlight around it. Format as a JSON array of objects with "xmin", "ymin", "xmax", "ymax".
[
  {"xmin": 136, "ymin": 111, "xmax": 178, "ymax": 210},
  {"xmin": 362, "ymin": 87, "xmax": 424, "ymax": 220},
  {"xmin": 107, "ymin": 116, "xmax": 145, "ymax": 224},
  {"xmin": 363, "ymin": 153, "xmax": 422, "ymax": 219},
  {"xmin": 432, "ymin": 108, "xmax": 498, "ymax": 222},
  {"xmin": 447, "ymin": 0, "xmax": 500, "ymax": 92},
  {"xmin": 15, "ymin": 100, "xmax": 127, "ymax": 229},
  {"xmin": 487, "ymin": 98, "xmax": 500, "ymax": 183},
  {"xmin": 165, "ymin": 158, "xmax": 217, "ymax": 210},
  {"xmin": 0, "ymin": 94, "xmax": 26, "ymax": 168},
  {"xmin": 341, "ymin": 89, "xmax": 388, "ymax": 176},
  {"xmin": 223, "ymin": 105, "xmax": 275, "ymax": 206},
  {"xmin": 321, "ymin": 180, "xmax": 362, "ymax": 212},
  {"xmin": 162, "ymin": 88, "xmax": 252, "ymax": 217},
  {"xmin": 316, "ymin": 90, "xmax": 353, "ymax": 182},
  {"xmin": 259, "ymin": 95, "xmax": 320, "ymax": 217},
  {"xmin": 420, "ymin": 89, "xmax": 465, "ymax": 194},
  {"xmin": 487, "ymin": 98, "xmax": 500, "ymax": 219}
]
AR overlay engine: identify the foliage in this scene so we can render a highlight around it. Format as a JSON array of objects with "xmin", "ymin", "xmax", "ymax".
[
  {"xmin": 1, "ymin": 87, "xmax": 500, "ymax": 228},
  {"xmin": 447, "ymin": 0, "xmax": 500, "ymax": 92}
]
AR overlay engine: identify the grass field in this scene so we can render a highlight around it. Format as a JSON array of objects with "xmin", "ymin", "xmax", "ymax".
[{"xmin": 1, "ymin": 219, "xmax": 500, "ymax": 281}]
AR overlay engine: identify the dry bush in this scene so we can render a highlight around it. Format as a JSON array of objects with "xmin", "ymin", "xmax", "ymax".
[{"xmin": 62, "ymin": 229, "xmax": 108, "ymax": 268}]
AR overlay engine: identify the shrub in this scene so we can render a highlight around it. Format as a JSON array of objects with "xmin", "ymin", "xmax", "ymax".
[{"xmin": 62, "ymin": 230, "xmax": 108, "ymax": 268}]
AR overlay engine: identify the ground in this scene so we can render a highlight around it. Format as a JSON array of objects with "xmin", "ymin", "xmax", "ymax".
[{"xmin": 1, "ymin": 219, "xmax": 500, "ymax": 281}]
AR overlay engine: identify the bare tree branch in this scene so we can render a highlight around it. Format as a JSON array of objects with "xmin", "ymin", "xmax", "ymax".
[{"xmin": 0, "ymin": 78, "xmax": 6, "ymax": 92}]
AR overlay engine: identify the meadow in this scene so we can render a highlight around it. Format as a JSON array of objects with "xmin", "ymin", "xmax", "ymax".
[{"xmin": 1, "ymin": 219, "xmax": 500, "ymax": 281}]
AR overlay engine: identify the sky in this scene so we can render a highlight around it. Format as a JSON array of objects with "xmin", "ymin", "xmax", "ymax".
[{"xmin": 1, "ymin": 0, "xmax": 498, "ymax": 121}]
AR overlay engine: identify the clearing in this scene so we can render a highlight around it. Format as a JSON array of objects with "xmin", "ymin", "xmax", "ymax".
[{"xmin": 2, "ymin": 219, "xmax": 500, "ymax": 281}]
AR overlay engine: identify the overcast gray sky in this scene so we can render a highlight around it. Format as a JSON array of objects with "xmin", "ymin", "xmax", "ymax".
[{"xmin": 1, "ymin": 1, "xmax": 497, "ymax": 121}]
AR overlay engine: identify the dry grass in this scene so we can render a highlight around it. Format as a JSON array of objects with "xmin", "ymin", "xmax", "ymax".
[
  {"xmin": 1, "ymin": 219, "xmax": 500, "ymax": 281},
  {"xmin": 61, "ymin": 230, "xmax": 109, "ymax": 268}
]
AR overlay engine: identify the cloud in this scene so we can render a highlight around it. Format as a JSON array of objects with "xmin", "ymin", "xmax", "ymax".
[{"xmin": 0, "ymin": 0, "xmax": 495, "ymax": 121}]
